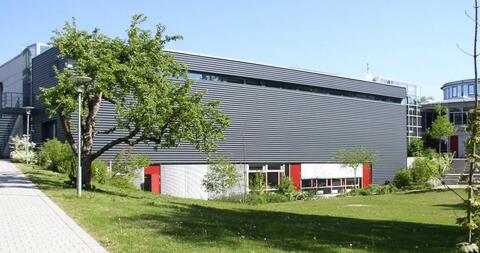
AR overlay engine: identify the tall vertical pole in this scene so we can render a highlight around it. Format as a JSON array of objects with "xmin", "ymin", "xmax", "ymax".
[
  {"xmin": 25, "ymin": 110, "xmax": 30, "ymax": 162},
  {"xmin": 468, "ymin": 0, "xmax": 479, "ymax": 243},
  {"xmin": 77, "ymin": 91, "xmax": 82, "ymax": 197}
]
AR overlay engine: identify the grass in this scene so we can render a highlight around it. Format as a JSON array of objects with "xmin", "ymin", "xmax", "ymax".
[{"xmin": 17, "ymin": 163, "xmax": 466, "ymax": 253}]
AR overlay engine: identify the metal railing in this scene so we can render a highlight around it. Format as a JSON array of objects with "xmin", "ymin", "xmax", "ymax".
[{"xmin": 2, "ymin": 92, "xmax": 23, "ymax": 109}]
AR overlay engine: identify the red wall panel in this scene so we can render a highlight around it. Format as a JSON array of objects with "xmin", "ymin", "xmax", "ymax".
[
  {"xmin": 362, "ymin": 163, "xmax": 371, "ymax": 188},
  {"xmin": 145, "ymin": 164, "xmax": 161, "ymax": 194},
  {"xmin": 289, "ymin": 163, "xmax": 301, "ymax": 191}
]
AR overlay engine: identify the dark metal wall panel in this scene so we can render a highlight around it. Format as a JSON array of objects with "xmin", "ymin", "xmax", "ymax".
[
  {"xmin": 169, "ymin": 51, "xmax": 406, "ymax": 99},
  {"xmin": 92, "ymin": 81, "xmax": 406, "ymax": 184},
  {"xmin": 31, "ymin": 48, "xmax": 406, "ymax": 184},
  {"xmin": 31, "ymin": 48, "xmax": 66, "ymax": 143}
]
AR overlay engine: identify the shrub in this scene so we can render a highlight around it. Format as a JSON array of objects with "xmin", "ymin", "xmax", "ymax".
[
  {"xmin": 108, "ymin": 176, "xmax": 136, "ymax": 190},
  {"xmin": 393, "ymin": 169, "xmax": 412, "ymax": 188},
  {"xmin": 411, "ymin": 157, "xmax": 439, "ymax": 183},
  {"xmin": 110, "ymin": 149, "xmax": 150, "ymax": 182},
  {"xmin": 249, "ymin": 172, "xmax": 265, "ymax": 194},
  {"xmin": 203, "ymin": 157, "xmax": 240, "ymax": 196},
  {"xmin": 37, "ymin": 139, "xmax": 76, "ymax": 181},
  {"xmin": 296, "ymin": 191, "xmax": 314, "ymax": 200},
  {"xmin": 92, "ymin": 159, "xmax": 108, "ymax": 184},
  {"xmin": 357, "ymin": 188, "xmax": 373, "ymax": 196},
  {"xmin": 408, "ymin": 138, "xmax": 424, "ymax": 157},
  {"xmin": 216, "ymin": 192, "xmax": 290, "ymax": 204},
  {"xmin": 9, "ymin": 135, "xmax": 36, "ymax": 164},
  {"xmin": 278, "ymin": 176, "xmax": 298, "ymax": 200},
  {"xmin": 376, "ymin": 184, "xmax": 398, "ymax": 194}
]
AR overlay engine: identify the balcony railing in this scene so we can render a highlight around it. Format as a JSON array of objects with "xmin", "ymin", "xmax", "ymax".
[{"xmin": 2, "ymin": 92, "xmax": 23, "ymax": 109}]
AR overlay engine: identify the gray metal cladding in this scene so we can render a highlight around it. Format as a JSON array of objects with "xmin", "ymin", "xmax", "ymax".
[
  {"xmin": 169, "ymin": 51, "xmax": 406, "ymax": 99},
  {"xmin": 31, "ymin": 48, "xmax": 406, "ymax": 184},
  {"xmin": 31, "ymin": 48, "xmax": 66, "ymax": 143},
  {"xmin": 93, "ymin": 80, "xmax": 406, "ymax": 184}
]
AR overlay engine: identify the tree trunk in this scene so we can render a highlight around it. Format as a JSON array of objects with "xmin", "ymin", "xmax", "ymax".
[
  {"xmin": 81, "ymin": 156, "xmax": 93, "ymax": 190},
  {"xmin": 354, "ymin": 167, "xmax": 357, "ymax": 190}
]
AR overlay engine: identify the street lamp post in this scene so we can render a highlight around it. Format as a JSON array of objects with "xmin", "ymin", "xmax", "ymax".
[
  {"xmin": 23, "ymin": 106, "xmax": 34, "ymax": 164},
  {"xmin": 70, "ymin": 75, "xmax": 92, "ymax": 197}
]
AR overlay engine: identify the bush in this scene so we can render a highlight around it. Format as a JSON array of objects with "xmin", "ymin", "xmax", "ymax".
[
  {"xmin": 108, "ymin": 177, "xmax": 136, "ymax": 190},
  {"xmin": 216, "ymin": 192, "xmax": 290, "ymax": 204},
  {"xmin": 10, "ymin": 135, "xmax": 36, "ymax": 164},
  {"xmin": 37, "ymin": 139, "xmax": 76, "ymax": 181},
  {"xmin": 249, "ymin": 172, "xmax": 265, "ymax": 194},
  {"xmin": 278, "ymin": 176, "xmax": 298, "ymax": 200},
  {"xmin": 111, "ymin": 149, "xmax": 150, "ymax": 181},
  {"xmin": 411, "ymin": 157, "xmax": 439, "ymax": 183},
  {"xmin": 92, "ymin": 159, "xmax": 108, "ymax": 184},
  {"xmin": 357, "ymin": 188, "xmax": 373, "ymax": 196},
  {"xmin": 393, "ymin": 169, "xmax": 412, "ymax": 188},
  {"xmin": 203, "ymin": 157, "xmax": 240, "ymax": 196},
  {"xmin": 408, "ymin": 139, "xmax": 424, "ymax": 157}
]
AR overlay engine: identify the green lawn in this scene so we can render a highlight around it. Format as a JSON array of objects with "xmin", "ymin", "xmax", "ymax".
[{"xmin": 17, "ymin": 164, "xmax": 465, "ymax": 253}]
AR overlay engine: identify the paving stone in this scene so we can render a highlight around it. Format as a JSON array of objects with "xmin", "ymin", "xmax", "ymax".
[{"xmin": 0, "ymin": 160, "xmax": 108, "ymax": 253}]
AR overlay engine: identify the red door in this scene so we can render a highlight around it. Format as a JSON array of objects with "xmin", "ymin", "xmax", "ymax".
[
  {"xmin": 362, "ymin": 163, "xmax": 372, "ymax": 188},
  {"xmin": 289, "ymin": 163, "xmax": 301, "ymax": 191},
  {"xmin": 450, "ymin": 136, "xmax": 458, "ymax": 158},
  {"xmin": 144, "ymin": 164, "xmax": 161, "ymax": 193}
]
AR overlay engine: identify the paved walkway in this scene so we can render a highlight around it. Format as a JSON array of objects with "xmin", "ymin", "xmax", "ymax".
[{"xmin": 0, "ymin": 160, "xmax": 107, "ymax": 253}]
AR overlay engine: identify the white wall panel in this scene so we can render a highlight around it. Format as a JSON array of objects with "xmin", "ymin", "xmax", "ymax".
[
  {"xmin": 301, "ymin": 163, "xmax": 363, "ymax": 179},
  {"xmin": 161, "ymin": 164, "xmax": 247, "ymax": 200}
]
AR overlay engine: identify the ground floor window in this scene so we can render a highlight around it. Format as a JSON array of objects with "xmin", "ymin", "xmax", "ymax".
[
  {"xmin": 248, "ymin": 163, "xmax": 286, "ymax": 191},
  {"xmin": 301, "ymin": 177, "xmax": 362, "ymax": 195}
]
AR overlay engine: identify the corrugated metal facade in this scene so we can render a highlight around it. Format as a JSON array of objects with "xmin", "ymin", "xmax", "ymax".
[{"xmin": 31, "ymin": 48, "xmax": 406, "ymax": 184}]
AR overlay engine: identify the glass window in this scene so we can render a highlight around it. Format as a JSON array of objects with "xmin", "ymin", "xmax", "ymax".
[
  {"xmin": 464, "ymin": 85, "xmax": 469, "ymax": 97},
  {"xmin": 452, "ymin": 86, "xmax": 458, "ymax": 97},
  {"xmin": 267, "ymin": 172, "xmax": 279, "ymax": 187},
  {"xmin": 470, "ymin": 84, "xmax": 475, "ymax": 95},
  {"xmin": 301, "ymin": 179, "xmax": 312, "ymax": 188},
  {"xmin": 444, "ymin": 90, "xmax": 447, "ymax": 100},
  {"xmin": 332, "ymin": 179, "xmax": 341, "ymax": 186}
]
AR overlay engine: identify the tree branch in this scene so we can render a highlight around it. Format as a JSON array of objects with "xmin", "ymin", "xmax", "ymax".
[
  {"xmin": 58, "ymin": 108, "xmax": 78, "ymax": 156},
  {"xmin": 102, "ymin": 95, "xmax": 117, "ymax": 105},
  {"xmin": 95, "ymin": 126, "xmax": 117, "ymax": 136},
  {"xmin": 457, "ymin": 43, "xmax": 475, "ymax": 57},
  {"xmin": 91, "ymin": 126, "xmax": 141, "ymax": 160}
]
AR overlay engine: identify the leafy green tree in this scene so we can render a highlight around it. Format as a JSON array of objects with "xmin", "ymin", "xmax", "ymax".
[
  {"xmin": 407, "ymin": 138, "xmax": 424, "ymax": 157},
  {"xmin": 249, "ymin": 172, "xmax": 265, "ymax": 194},
  {"xmin": 202, "ymin": 157, "xmax": 240, "ymax": 196},
  {"xmin": 278, "ymin": 176, "xmax": 297, "ymax": 200},
  {"xmin": 335, "ymin": 147, "xmax": 377, "ymax": 190},
  {"xmin": 40, "ymin": 15, "xmax": 229, "ymax": 189},
  {"xmin": 427, "ymin": 105, "xmax": 455, "ymax": 153}
]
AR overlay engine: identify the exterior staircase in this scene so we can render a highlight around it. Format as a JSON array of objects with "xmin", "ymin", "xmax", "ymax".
[
  {"xmin": 443, "ymin": 159, "xmax": 468, "ymax": 185},
  {"xmin": 0, "ymin": 115, "xmax": 19, "ymax": 158}
]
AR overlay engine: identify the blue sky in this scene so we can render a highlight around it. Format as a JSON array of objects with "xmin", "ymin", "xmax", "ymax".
[{"xmin": 0, "ymin": 0, "xmax": 475, "ymax": 100}]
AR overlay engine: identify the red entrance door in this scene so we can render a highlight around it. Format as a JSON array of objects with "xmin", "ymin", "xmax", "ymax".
[{"xmin": 450, "ymin": 136, "xmax": 458, "ymax": 158}]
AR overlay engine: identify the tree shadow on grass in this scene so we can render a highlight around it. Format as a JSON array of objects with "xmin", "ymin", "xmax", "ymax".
[
  {"xmin": 118, "ymin": 202, "xmax": 462, "ymax": 253},
  {"xmin": 434, "ymin": 202, "xmax": 467, "ymax": 210}
]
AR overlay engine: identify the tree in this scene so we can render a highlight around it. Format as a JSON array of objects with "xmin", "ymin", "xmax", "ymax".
[
  {"xmin": 427, "ymin": 105, "xmax": 455, "ymax": 153},
  {"xmin": 419, "ymin": 96, "xmax": 434, "ymax": 103},
  {"xmin": 335, "ymin": 147, "xmax": 377, "ymax": 190},
  {"xmin": 458, "ymin": 0, "xmax": 480, "ymax": 250},
  {"xmin": 40, "ymin": 15, "xmax": 229, "ymax": 189},
  {"xmin": 407, "ymin": 138, "xmax": 424, "ymax": 157},
  {"xmin": 202, "ymin": 157, "xmax": 240, "ymax": 196}
]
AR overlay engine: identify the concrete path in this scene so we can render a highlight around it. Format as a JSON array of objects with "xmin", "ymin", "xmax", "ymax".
[{"xmin": 0, "ymin": 160, "xmax": 107, "ymax": 253}]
